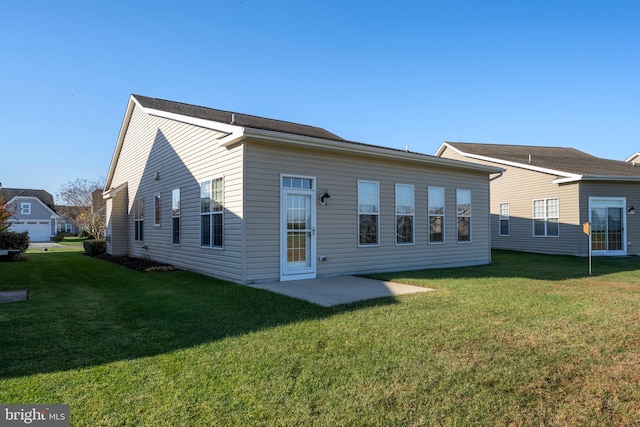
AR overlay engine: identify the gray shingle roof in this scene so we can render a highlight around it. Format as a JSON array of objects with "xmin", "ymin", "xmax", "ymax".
[
  {"xmin": 0, "ymin": 188, "xmax": 56, "ymax": 210},
  {"xmin": 445, "ymin": 142, "xmax": 640, "ymax": 177},
  {"xmin": 133, "ymin": 94, "xmax": 347, "ymax": 142}
]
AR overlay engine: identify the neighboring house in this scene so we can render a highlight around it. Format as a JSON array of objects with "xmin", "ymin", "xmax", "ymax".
[
  {"xmin": 103, "ymin": 95, "xmax": 502, "ymax": 284},
  {"xmin": 54, "ymin": 205, "xmax": 83, "ymax": 234},
  {"xmin": 0, "ymin": 188, "xmax": 59, "ymax": 242},
  {"xmin": 55, "ymin": 190, "xmax": 107, "ymax": 237},
  {"xmin": 626, "ymin": 152, "xmax": 640, "ymax": 164},
  {"xmin": 436, "ymin": 142, "xmax": 640, "ymax": 256}
]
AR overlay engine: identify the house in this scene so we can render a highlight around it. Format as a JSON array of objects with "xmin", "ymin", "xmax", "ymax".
[
  {"xmin": 0, "ymin": 188, "xmax": 59, "ymax": 242},
  {"xmin": 436, "ymin": 142, "xmax": 640, "ymax": 256},
  {"xmin": 54, "ymin": 205, "xmax": 83, "ymax": 234},
  {"xmin": 626, "ymin": 152, "xmax": 640, "ymax": 164},
  {"xmin": 103, "ymin": 95, "xmax": 502, "ymax": 284},
  {"xmin": 55, "ymin": 189, "xmax": 107, "ymax": 237}
]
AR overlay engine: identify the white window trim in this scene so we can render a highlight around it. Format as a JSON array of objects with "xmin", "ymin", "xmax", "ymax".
[
  {"xmin": 532, "ymin": 197, "xmax": 560, "ymax": 238},
  {"xmin": 499, "ymin": 202, "xmax": 510, "ymax": 236},
  {"xmin": 154, "ymin": 193, "xmax": 161, "ymax": 227},
  {"xmin": 457, "ymin": 189, "xmax": 472, "ymax": 243},
  {"xmin": 134, "ymin": 198, "xmax": 144, "ymax": 242},
  {"xmin": 395, "ymin": 183, "xmax": 415, "ymax": 246},
  {"xmin": 20, "ymin": 203, "xmax": 31, "ymax": 215},
  {"xmin": 428, "ymin": 186, "xmax": 446, "ymax": 244},
  {"xmin": 172, "ymin": 188, "xmax": 180, "ymax": 245},
  {"xmin": 357, "ymin": 180, "xmax": 380, "ymax": 247},
  {"xmin": 200, "ymin": 176, "xmax": 224, "ymax": 249}
]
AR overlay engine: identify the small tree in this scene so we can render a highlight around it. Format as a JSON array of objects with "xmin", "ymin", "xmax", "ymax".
[
  {"xmin": 58, "ymin": 178, "xmax": 106, "ymax": 239},
  {"xmin": 0, "ymin": 193, "xmax": 16, "ymax": 232}
]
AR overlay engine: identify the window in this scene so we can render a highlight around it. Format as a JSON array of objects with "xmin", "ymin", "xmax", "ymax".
[
  {"xmin": 396, "ymin": 184, "xmax": 414, "ymax": 244},
  {"xmin": 457, "ymin": 189, "xmax": 471, "ymax": 242},
  {"xmin": 154, "ymin": 193, "xmax": 161, "ymax": 227},
  {"xmin": 20, "ymin": 203, "xmax": 31, "ymax": 215},
  {"xmin": 499, "ymin": 202, "xmax": 510, "ymax": 236},
  {"xmin": 134, "ymin": 198, "xmax": 144, "ymax": 242},
  {"xmin": 358, "ymin": 181, "xmax": 379, "ymax": 246},
  {"xmin": 172, "ymin": 188, "xmax": 180, "ymax": 245},
  {"xmin": 282, "ymin": 176, "xmax": 312, "ymax": 189},
  {"xmin": 58, "ymin": 223, "xmax": 72, "ymax": 233},
  {"xmin": 201, "ymin": 177, "xmax": 224, "ymax": 247},
  {"xmin": 533, "ymin": 198, "xmax": 559, "ymax": 237},
  {"xmin": 428, "ymin": 187, "xmax": 445, "ymax": 243}
]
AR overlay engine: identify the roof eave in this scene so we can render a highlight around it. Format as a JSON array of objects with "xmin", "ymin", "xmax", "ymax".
[
  {"xmin": 554, "ymin": 175, "xmax": 640, "ymax": 184},
  {"xmin": 242, "ymin": 129, "xmax": 504, "ymax": 174},
  {"xmin": 625, "ymin": 152, "xmax": 640, "ymax": 162},
  {"xmin": 440, "ymin": 142, "xmax": 576, "ymax": 179},
  {"xmin": 104, "ymin": 95, "xmax": 137, "ymax": 191}
]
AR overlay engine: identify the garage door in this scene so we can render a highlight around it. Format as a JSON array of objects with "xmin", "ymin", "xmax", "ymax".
[{"xmin": 10, "ymin": 221, "xmax": 52, "ymax": 242}]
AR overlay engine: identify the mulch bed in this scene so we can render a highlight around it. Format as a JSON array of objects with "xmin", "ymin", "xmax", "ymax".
[{"xmin": 94, "ymin": 254, "xmax": 178, "ymax": 272}]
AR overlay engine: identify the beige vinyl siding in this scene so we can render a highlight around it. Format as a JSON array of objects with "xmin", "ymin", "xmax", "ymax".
[
  {"xmin": 108, "ymin": 105, "xmax": 245, "ymax": 283},
  {"xmin": 440, "ymin": 146, "xmax": 582, "ymax": 255},
  {"xmin": 580, "ymin": 182, "xmax": 640, "ymax": 255},
  {"xmin": 244, "ymin": 141, "xmax": 492, "ymax": 282},
  {"xmin": 105, "ymin": 186, "xmax": 128, "ymax": 256}
]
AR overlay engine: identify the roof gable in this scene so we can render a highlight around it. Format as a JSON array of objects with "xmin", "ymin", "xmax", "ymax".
[
  {"xmin": 0, "ymin": 188, "xmax": 56, "ymax": 210},
  {"xmin": 439, "ymin": 142, "xmax": 640, "ymax": 180},
  {"xmin": 132, "ymin": 95, "xmax": 347, "ymax": 142},
  {"xmin": 105, "ymin": 95, "xmax": 505, "ymax": 191}
]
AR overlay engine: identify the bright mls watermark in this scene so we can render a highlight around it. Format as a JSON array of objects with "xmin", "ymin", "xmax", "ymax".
[{"xmin": 1, "ymin": 405, "xmax": 69, "ymax": 426}]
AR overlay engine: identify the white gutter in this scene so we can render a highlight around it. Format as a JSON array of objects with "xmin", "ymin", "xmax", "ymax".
[{"xmin": 554, "ymin": 175, "xmax": 640, "ymax": 184}]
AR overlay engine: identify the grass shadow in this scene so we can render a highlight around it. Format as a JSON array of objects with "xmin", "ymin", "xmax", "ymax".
[
  {"xmin": 365, "ymin": 249, "xmax": 640, "ymax": 283},
  {"xmin": 0, "ymin": 250, "xmax": 398, "ymax": 379}
]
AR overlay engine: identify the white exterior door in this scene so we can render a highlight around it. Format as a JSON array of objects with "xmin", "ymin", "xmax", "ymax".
[
  {"xmin": 589, "ymin": 197, "xmax": 627, "ymax": 256},
  {"xmin": 280, "ymin": 175, "xmax": 316, "ymax": 281}
]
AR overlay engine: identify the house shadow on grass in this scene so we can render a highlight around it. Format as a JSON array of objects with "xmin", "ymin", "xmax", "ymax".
[
  {"xmin": 0, "ymin": 252, "xmax": 400, "ymax": 380},
  {"xmin": 365, "ymin": 249, "xmax": 640, "ymax": 283}
]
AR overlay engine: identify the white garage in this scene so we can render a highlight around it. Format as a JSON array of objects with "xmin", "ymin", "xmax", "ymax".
[{"xmin": 10, "ymin": 221, "xmax": 53, "ymax": 242}]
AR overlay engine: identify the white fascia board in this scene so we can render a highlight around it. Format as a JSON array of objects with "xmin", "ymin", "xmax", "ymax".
[
  {"xmin": 241, "ymin": 129, "xmax": 503, "ymax": 174},
  {"xmin": 218, "ymin": 128, "xmax": 246, "ymax": 147},
  {"xmin": 103, "ymin": 182, "xmax": 128, "ymax": 199},
  {"xmin": 435, "ymin": 142, "xmax": 461, "ymax": 157},
  {"xmin": 554, "ymin": 175, "xmax": 640, "ymax": 184},
  {"xmin": 105, "ymin": 96, "xmax": 137, "ymax": 190},
  {"xmin": 625, "ymin": 152, "xmax": 640, "ymax": 163},
  {"xmin": 455, "ymin": 151, "xmax": 578, "ymax": 179},
  {"xmin": 141, "ymin": 107, "xmax": 239, "ymax": 135}
]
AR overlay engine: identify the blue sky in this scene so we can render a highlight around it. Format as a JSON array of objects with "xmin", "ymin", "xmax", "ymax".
[{"xmin": 1, "ymin": 1, "xmax": 638, "ymax": 202}]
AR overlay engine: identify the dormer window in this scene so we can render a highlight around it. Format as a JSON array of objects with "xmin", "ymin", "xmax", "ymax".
[{"xmin": 20, "ymin": 203, "xmax": 31, "ymax": 215}]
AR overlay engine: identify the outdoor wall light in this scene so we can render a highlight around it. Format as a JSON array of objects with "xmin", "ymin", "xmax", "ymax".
[
  {"xmin": 319, "ymin": 190, "xmax": 331, "ymax": 206},
  {"xmin": 628, "ymin": 206, "xmax": 635, "ymax": 215},
  {"xmin": 154, "ymin": 172, "xmax": 160, "ymax": 181}
]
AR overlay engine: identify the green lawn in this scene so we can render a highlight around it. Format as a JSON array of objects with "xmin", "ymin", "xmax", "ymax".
[{"xmin": 1, "ymin": 248, "xmax": 639, "ymax": 426}]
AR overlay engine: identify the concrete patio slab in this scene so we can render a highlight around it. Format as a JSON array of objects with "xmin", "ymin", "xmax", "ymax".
[
  {"xmin": 0, "ymin": 290, "xmax": 28, "ymax": 304},
  {"xmin": 248, "ymin": 276, "xmax": 434, "ymax": 307}
]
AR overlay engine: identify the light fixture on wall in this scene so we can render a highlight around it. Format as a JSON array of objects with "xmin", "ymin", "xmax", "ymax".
[
  {"xmin": 319, "ymin": 190, "xmax": 331, "ymax": 206},
  {"xmin": 628, "ymin": 206, "xmax": 635, "ymax": 215},
  {"xmin": 154, "ymin": 172, "xmax": 160, "ymax": 181}
]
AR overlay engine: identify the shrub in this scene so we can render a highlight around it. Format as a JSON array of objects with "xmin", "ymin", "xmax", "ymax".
[
  {"xmin": 52, "ymin": 232, "xmax": 66, "ymax": 243},
  {"xmin": 83, "ymin": 239, "xmax": 106, "ymax": 256},
  {"xmin": 0, "ymin": 231, "xmax": 30, "ymax": 252},
  {"xmin": 79, "ymin": 230, "xmax": 94, "ymax": 239}
]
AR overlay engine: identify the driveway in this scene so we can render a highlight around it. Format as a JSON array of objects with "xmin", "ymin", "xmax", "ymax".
[
  {"xmin": 28, "ymin": 242, "xmax": 64, "ymax": 250},
  {"xmin": 248, "ymin": 275, "xmax": 434, "ymax": 307}
]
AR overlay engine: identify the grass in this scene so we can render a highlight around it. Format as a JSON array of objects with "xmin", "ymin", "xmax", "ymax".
[{"xmin": 1, "ymin": 248, "xmax": 639, "ymax": 426}]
